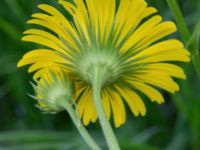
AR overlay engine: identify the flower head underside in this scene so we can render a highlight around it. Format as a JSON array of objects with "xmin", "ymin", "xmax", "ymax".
[{"xmin": 18, "ymin": 0, "xmax": 190, "ymax": 127}]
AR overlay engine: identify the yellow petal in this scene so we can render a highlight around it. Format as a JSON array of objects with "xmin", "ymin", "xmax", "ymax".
[
  {"xmin": 17, "ymin": 50, "xmax": 67, "ymax": 67},
  {"xmin": 77, "ymin": 88, "xmax": 90, "ymax": 120},
  {"xmin": 117, "ymin": 86, "xmax": 146, "ymax": 117},
  {"xmin": 116, "ymin": 0, "xmax": 147, "ymax": 44},
  {"xmin": 83, "ymin": 0, "xmax": 116, "ymax": 43},
  {"xmin": 133, "ymin": 49, "xmax": 190, "ymax": 64},
  {"xmin": 120, "ymin": 15, "xmax": 162, "ymax": 51},
  {"xmin": 135, "ymin": 39, "xmax": 184, "ymax": 56},
  {"xmin": 83, "ymin": 90, "xmax": 97, "ymax": 125},
  {"xmin": 29, "ymin": 14, "xmax": 80, "ymax": 49},
  {"xmin": 127, "ymin": 90, "xmax": 146, "ymax": 116},
  {"xmin": 130, "ymin": 81, "xmax": 164, "ymax": 104},
  {"xmin": 116, "ymin": 87, "xmax": 140, "ymax": 116},
  {"xmin": 28, "ymin": 62, "xmax": 67, "ymax": 73},
  {"xmin": 33, "ymin": 68, "xmax": 50, "ymax": 79},
  {"xmin": 134, "ymin": 21, "xmax": 177, "ymax": 50},
  {"xmin": 22, "ymin": 49, "xmax": 64, "ymax": 59},
  {"xmin": 22, "ymin": 35, "xmax": 66, "ymax": 53},
  {"xmin": 131, "ymin": 40, "xmax": 190, "ymax": 63},
  {"xmin": 72, "ymin": 0, "xmax": 90, "ymax": 45},
  {"xmin": 38, "ymin": 4, "xmax": 77, "ymax": 37},
  {"xmin": 142, "ymin": 7, "xmax": 158, "ymax": 18},
  {"xmin": 58, "ymin": 0, "xmax": 76, "ymax": 15},
  {"xmin": 102, "ymin": 90, "xmax": 111, "ymax": 120},
  {"xmin": 23, "ymin": 29, "xmax": 67, "ymax": 51},
  {"xmin": 109, "ymin": 90, "xmax": 126, "ymax": 128},
  {"xmin": 27, "ymin": 18, "xmax": 58, "ymax": 35},
  {"xmin": 142, "ymin": 63, "xmax": 186, "ymax": 79},
  {"xmin": 132, "ymin": 72, "xmax": 180, "ymax": 93}
]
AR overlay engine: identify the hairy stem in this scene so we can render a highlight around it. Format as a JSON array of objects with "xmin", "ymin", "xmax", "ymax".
[
  {"xmin": 92, "ymin": 68, "xmax": 121, "ymax": 150},
  {"xmin": 57, "ymin": 98, "xmax": 102, "ymax": 150}
]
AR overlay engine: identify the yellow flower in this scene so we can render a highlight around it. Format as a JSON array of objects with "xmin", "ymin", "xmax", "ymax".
[
  {"xmin": 31, "ymin": 69, "xmax": 74, "ymax": 113},
  {"xmin": 18, "ymin": 0, "xmax": 190, "ymax": 127}
]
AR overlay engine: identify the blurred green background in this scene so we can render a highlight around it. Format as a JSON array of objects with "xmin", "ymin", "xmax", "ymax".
[{"xmin": 0, "ymin": 0, "xmax": 199, "ymax": 150}]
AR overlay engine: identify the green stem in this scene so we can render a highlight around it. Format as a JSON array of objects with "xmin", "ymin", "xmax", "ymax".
[
  {"xmin": 187, "ymin": 21, "xmax": 200, "ymax": 77},
  {"xmin": 57, "ymin": 98, "xmax": 102, "ymax": 150},
  {"xmin": 167, "ymin": 0, "xmax": 200, "ymax": 78},
  {"xmin": 167, "ymin": 0, "xmax": 190, "ymax": 43},
  {"xmin": 92, "ymin": 70, "xmax": 121, "ymax": 150},
  {"xmin": 191, "ymin": 55, "xmax": 200, "ymax": 78}
]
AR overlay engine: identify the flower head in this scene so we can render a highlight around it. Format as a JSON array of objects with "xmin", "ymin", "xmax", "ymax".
[
  {"xmin": 31, "ymin": 69, "xmax": 74, "ymax": 113},
  {"xmin": 18, "ymin": 0, "xmax": 190, "ymax": 127}
]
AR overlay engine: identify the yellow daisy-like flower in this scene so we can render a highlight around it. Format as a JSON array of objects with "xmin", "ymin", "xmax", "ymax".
[{"xmin": 18, "ymin": 0, "xmax": 190, "ymax": 128}]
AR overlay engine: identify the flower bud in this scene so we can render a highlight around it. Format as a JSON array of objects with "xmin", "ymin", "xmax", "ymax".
[{"xmin": 31, "ymin": 70, "xmax": 74, "ymax": 113}]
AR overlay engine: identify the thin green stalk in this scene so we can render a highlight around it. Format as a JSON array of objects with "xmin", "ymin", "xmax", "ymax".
[
  {"xmin": 167, "ymin": 0, "xmax": 190, "ymax": 43},
  {"xmin": 92, "ymin": 69, "xmax": 121, "ymax": 150},
  {"xmin": 167, "ymin": 0, "xmax": 200, "ymax": 78},
  {"xmin": 187, "ymin": 21, "xmax": 200, "ymax": 77},
  {"xmin": 187, "ymin": 21, "xmax": 200, "ymax": 54},
  {"xmin": 57, "ymin": 98, "xmax": 102, "ymax": 150}
]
